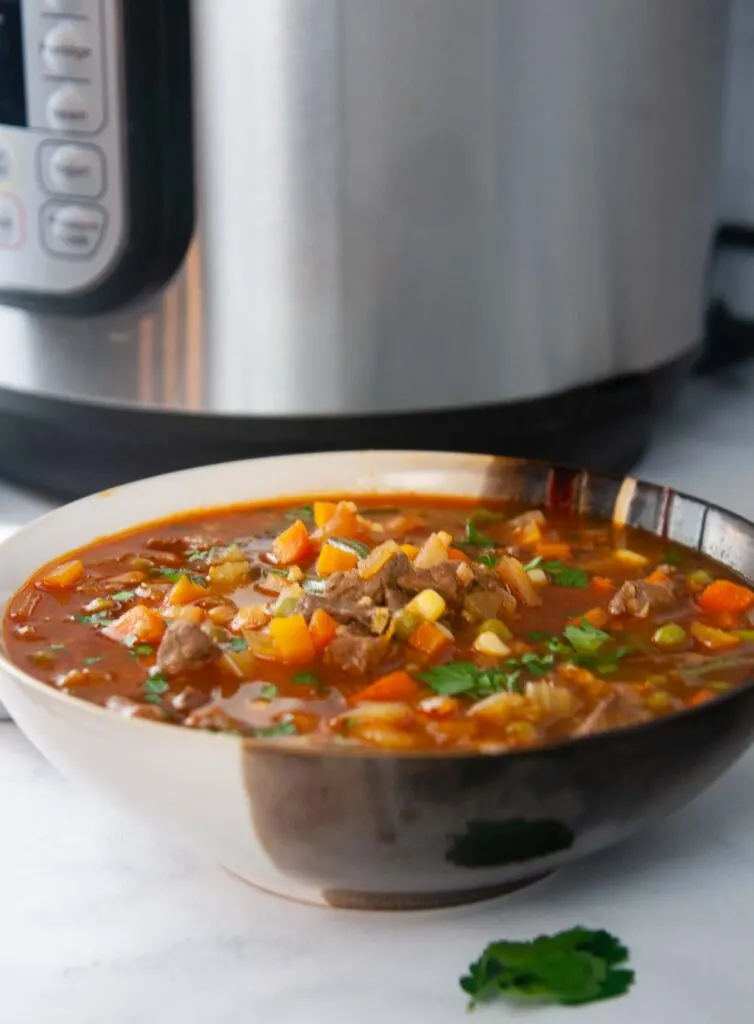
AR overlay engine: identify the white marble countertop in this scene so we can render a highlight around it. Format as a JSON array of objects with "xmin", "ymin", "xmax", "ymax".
[{"xmin": 3, "ymin": 366, "xmax": 754, "ymax": 1023}]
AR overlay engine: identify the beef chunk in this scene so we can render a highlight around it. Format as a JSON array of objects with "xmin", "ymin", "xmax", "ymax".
[
  {"xmin": 608, "ymin": 578, "xmax": 677, "ymax": 618},
  {"xmin": 294, "ymin": 593, "xmax": 375, "ymax": 630},
  {"xmin": 324, "ymin": 633, "xmax": 390, "ymax": 674},
  {"xmin": 171, "ymin": 686, "xmax": 211, "ymax": 713},
  {"xmin": 575, "ymin": 685, "xmax": 651, "ymax": 737},
  {"xmin": 156, "ymin": 620, "xmax": 219, "ymax": 676},
  {"xmin": 396, "ymin": 561, "xmax": 463, "ymax": 605}
]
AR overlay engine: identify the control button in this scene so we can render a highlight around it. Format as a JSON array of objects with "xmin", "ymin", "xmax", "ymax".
[
  {"xmin": 40, "ymin": 142, "xmax": 104, "ymax": 198},
  {"xmin": 46, "ymin": 84, "xmax": 99, "ymax": 133},
  {"xmin": 0, "ymin": 196, "xmax": 23, "ymax": 249},
  {"xmin": 0, "ymin": 139, "xmax": 17, "ymax": 185},
  {"xmin": 42, "ymin": 201, "xmax": 106, "ymax": 257},
  {"xmin": 40, "ymin": 20, "xmax": 95, "ymax": 77}
]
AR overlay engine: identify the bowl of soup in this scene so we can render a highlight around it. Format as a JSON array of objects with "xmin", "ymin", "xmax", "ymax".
[{"xmin": 3, "ymin": 450, "xmax": 754, "ymax": 909}]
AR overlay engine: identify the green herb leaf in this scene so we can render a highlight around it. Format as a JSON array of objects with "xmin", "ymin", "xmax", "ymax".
[
  {"xmin": 663, "ymin": 550, "xmax": 682, "ymax": 566},
  {"xmin": 464, "ymin": 519, "xmax": 495, "ymax": 548},
  {"xmin": 460, "ymin": 926, "xmax": 634, "ymax": 1009},
  {"xmin": 419, "ymin": 661, "xmax": 521, "ymax": 700},
  {"xmin": 540, "ymin": 560, "xmax": 590, "ymax": 588},
  {"xmin": 187, "ymin": 545, "xmax": 223, "ymax": 563},
  {"xmin": 523, "ymin": 556, "xmax": 544, "ymax": 572},
  {"xmin": 470, "ymin": 508, "xmax": 506, "ymax": 525},
  {"xmin": 74, "ymin": 611, "xmax": 114, "ymax": 627},
  {"xmin": 83, "ymin": 656, "xmax": 103, "ymax": 666},
  {"xmin": 150, "ymin": 567, "xmax": 208, "ymax": 587},
  {"xmin": 129, "ymin": 643, "xmax": 154, "ymax": 657},
  {"xmin": 49, "ymin": 643, "xmax": 67, "ymax": 651},
  {"xmin": 111, "ymin": 590, "xmax": 136, "ymax": 602},
  {"xmin": 292, "ymin": 671, "xmax": 319, "ymax": 686},
  {"xmin": 328, "ymin": 536, "xmax": 371, "ymax": 560},
  {"xmin": 259, "ymin": 684, "xmax": 278, "ymax": 701},
  {"xmin": 227, "ymin": 636, "xmax": 248, "ymax": 652},
  {"xmin": 477, "ymin": 552, "xmax": 498, "ymax": 569},
  {"xmin": 520, "ymin": 651, "xmax": 555, "ymax": 676},
  {"xmin": 284, "ymin": 505, "xmax": 314, "ymax": 522},
  {"xmin": 563, "ymin": 620, "xmax": 611, "ymax": 657},
  {"xmin": 144, "ymin": 694, "xmax": 164, "ymax": 706},
  {"xmin": 252, "ymin": 721, "xmax": 297, "ymax": 738},
  {"xmin": 144, "ymin": 673, "xmax": 169, "ymax": 695}
]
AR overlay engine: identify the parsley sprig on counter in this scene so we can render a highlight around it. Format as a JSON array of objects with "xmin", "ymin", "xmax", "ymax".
[{"xmin": 461, "ymin": 926, "xmax": 634, "ymax": 1009}]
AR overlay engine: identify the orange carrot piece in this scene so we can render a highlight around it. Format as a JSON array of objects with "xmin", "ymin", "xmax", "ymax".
[
  {"xmin": 272, "ymin": 519, "xmax": 311, "ymax": 566},
  {"xmin": 316, "ymin": 543, "xmax": 358, "ymax": 576},
  {"xmin": 319, "ymin": 500, "xmax": 359, "ymax": 539},
  {"xmin": 103, "ymin": 604, "xmax": 166, "ymax": 645},
  {"xmin": 408, "ymin": 621, "xmax": 452, "ymax": 658},
  {"xmin": 309, "ymin": 608, "xmax": 338, "ymax": 651},
  {"xmin": 536, "ymin": 541, "xmax": 572, "ymax": 560},
  {"xmin": 351, "ymin": 670, "xmax": 420, "ymax": 704},
  {"xmin": 645, "ymin": 569, "xmax": 670, "ymax": 585},
  {"xmin": 400, "ymin": 543, "xmax": 420, "ymax": 560},
  {"xmin": 168, "ymin": 575, "xmax": 208, "ymax": 605},
  {"xmin": 268, "ymin": 614, "xmax": 316, "ymax": 664},
  {"xmin": 688, "ymin": 689, "xmax": 716, "ymax": 708},
  {"xmin": 448, "ymin": 547, "xmax": 472, "ymax": 562},
  {"xmin": 39, "ymin": 559, "xmax": 85, "ymax": 590},
  {"xmin": 313, "ymin": 501, "xmax": 337, "ymax": 528},
  {"xmin": 591, "ymin": 576, "xmax": 615, "ymax": 593},
  {"xmin": 568, "ymin": 607, "xmax": 609, "ymax": 629},
  {"xmin": 698, "ymin": 579, "xmax": 754, "ymax": 614}
]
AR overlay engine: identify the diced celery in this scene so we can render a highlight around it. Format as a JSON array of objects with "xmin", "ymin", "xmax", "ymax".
[{"xmin": 651, "ymin": 623, "xmax": 687, "ymax": 648}]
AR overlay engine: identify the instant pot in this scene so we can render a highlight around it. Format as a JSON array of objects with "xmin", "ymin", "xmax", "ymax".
[{"xmin": 0, "ymin": 0, "xmax": 731, "ymax": 498}]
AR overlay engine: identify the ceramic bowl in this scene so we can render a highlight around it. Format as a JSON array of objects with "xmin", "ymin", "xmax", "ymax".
[{"xmin": 2, "ymin": 450, "xmax": 754, "ymax": 911}]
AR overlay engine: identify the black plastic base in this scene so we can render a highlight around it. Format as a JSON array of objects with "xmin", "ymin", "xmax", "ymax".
[{"xmin": 0, "ymin": 352, "xmax": 693, "ymax": 501}]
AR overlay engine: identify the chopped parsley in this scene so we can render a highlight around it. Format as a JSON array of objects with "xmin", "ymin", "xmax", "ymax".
[
  {"xmin": 252, "ymin": 722, "xmax": 297, "ymax": 739},
  {"xmin": 419, "ymin": 662, "xmax": 522, "ymax": 700},
  {"xmin": 187, "ymin": 545, "xmax": 223, "ymax": 563},
  {"xmin": 111, "ymin": 590, "xmax": 136, "ymax": 602},
  {"xmin": 663, "ymin": 550, "xmax": 682, "ymax": 566},
  {"xmin": 476, "ymin": 552, "xmax": 498, "ymax": 569},
  {"xmin": 291, "ymin": 670, "xmax": 325, "ymax": 693},
  {"xmin": 49, "ymin": 643, "xmax": 67, "ymax": 651},
  {"xmin": 227, "ymin": 636, "xmax": 248, "ymax": 652},
  {"xmin": 74, "ymin": 611, "xmax": 114, "ymax": 627},
  {"xmin": 259, "ymin": 684, "xmax": 278, "ymax": 701},
  {"xmin": 463, "ymin": 518, "xmax": 495, "ymax": 548},
  {"xmin": 144, "ymin": 673, "xmax": 169, "ymax": 696},
  {"xmin": 539, "ymin": 560, "xmax": 590, "ymax": 588},
  {"xmin": 328, "ymin": 536, "xmax": 371, "ymax": 560},
  {"xmin": 129, "ymin": 643, "xmax": 154, "ymax": 657},
  {"xmin": 536, "ymin": 621, "xmax": 634, "ymax": 674},
  {"xmin": 150, "ymin": 567, "xmax": 207, "ymax": 587},
  {"xmin": 284, "ymin": 505, "xmax": 314, "ymax": 522},
  {"xmin": 563, "ymin": 620, "xmax": 611, "ymax": 657},
  {"xmin": 83, "ymin": 656, "xmax": 103, "ymax": 666},
  {"xmin": 461, "ymin": 926, "xmax": 634, "ymax": 1009}
]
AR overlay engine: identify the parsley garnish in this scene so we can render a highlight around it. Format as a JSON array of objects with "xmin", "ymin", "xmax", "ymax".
[
  {"xmin": 523, "ymin": 556, "xmax": 543, "ymax": 571},
  {"xmin": 144, "ymin": 673, "xmax": 169, "ymax": 695},
  {"xmin": 227, "ymin": 636, "xmax": 248, "ymax": 652},
  {"xmin": 540, "ymin": 560, "xmax": 590, "ymax": 588},
  {"xmin": 461, "ymin": 926, "xmax": 634, "ymax": 1009},
  {"xmin": 539, "ymin": 621, "xmax": 634, "ymax": 674},
  {"xmin": 129, "ymin": 643, "xmax": 154, "ymax": 657},
  {"xmin": 563, "ymin": 620, "xmax": 611, "ymax": 656},
  {"xmin": 663, "ymin": 550, "xmax": 682, "ymax": 565},
  {"xmin": 259, "ymin": 684, "xmax": 278, "ymax": 701},
  {"xmin": 150, "ymin": 567, "xmax": 207, "ymax": 587},
  {"xmin": 328, "ymin": 536, "xmax": 371, "ymax": 559},
  {"xmin": 111, "ymin": 590, "xmax": 136, "ymax": 602},
  {"xmin": 419, "ymin": 662, "xmax": 522, "ymax": 700},
  {"xmin": 49, "ymin": 643, "xmax": 67, "ymax": 651},
  {"xmin": 477, "ymin": 552, "xmax": 498, "ymax": 568},
  {"xmin": 284, "ymin": 505, "xmax": 314, "ymax": 522},
  {"xmin": 464, "ymin": 518, "xmax": 495, "ymax": 548},
  {"xmin": 470, "ymin": 508, "xmax": 506, "ymax": 525},
  {"xmin": 75, "ymin": 611, "xmax": 114, "ymax": 627},
  {"xmin": 187, "ymin": 545, "xmax": 223, "ymax": 563},
  {"xmin": 252, "ymin": 722, "xmax": 297, "ymax": 738},
  {"xmin": 291, "ymin": 670, "xmax": 325, "ymax": 693},
  {"xmin": 83, "ymin": 656, "xmax": 103, "ymax": 666}
]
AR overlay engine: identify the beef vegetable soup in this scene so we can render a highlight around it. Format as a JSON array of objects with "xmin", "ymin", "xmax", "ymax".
[{"xmin": 5, "ymin": 497, "xmax": 754, "ymax": 753}]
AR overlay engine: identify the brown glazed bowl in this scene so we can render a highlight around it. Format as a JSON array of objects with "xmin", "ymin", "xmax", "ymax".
[{"xmin": 2, "ymin": 451, "xmax": 754, "ymax": 910}]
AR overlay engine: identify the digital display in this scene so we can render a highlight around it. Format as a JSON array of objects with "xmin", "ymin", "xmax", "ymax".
[{"xmin": 0, "ymin": 1, "xmax": 27, "ymax": 127}]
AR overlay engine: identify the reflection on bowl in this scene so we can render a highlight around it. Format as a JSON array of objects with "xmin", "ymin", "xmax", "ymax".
[{"xmin": 1, "ymin": 450, "xmax": 754, "ymax": 910}]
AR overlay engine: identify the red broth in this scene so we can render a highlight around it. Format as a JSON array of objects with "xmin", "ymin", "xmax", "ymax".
[{"xmin": 5, "ymin": 496, "xmax": 754, "ymax": 752}]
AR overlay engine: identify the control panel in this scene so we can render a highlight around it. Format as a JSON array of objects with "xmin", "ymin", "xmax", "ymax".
[{"xmin": 0, "ymin": 0, "xmax": 126, "ymax": 297}]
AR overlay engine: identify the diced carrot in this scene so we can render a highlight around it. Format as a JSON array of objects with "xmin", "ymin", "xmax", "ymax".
[
  {"xmin": 400, "ymin": 543, "xmax": 420, "ymax": 560},
  {"xmin": 536, "ymin": 542, "xmax": 572, "ymax": 560},
  {"xmin": 688, "ymin": 689, "xmax": 716, "ymax": 708},
  {"xmin": 272, "ymin": 519, "xmax": 311, "ymax": 565},
  {"xmin": 313, "ymin": 501, "xmax": 337, "ymax": 528},
  {"xmin": 689, "ymin": 621, "xmax": 741, "ymax": 651},
  {"xmin": 39, "ymin": 559, "xmax": 85, "ymax": 590},
  {"xmin": 568, "ymin": 607, "xmax": 609, "ymax": 629},
  {"xmin": 408, "ymin": 620, "xmax": 452, "ymax": 658},
  {"xmin": 591, "ymin": 576, "xmax": 615, "ymax": 593},
  {"xmin": 163, "ymin": 605, "xmax": 204, "ymax": 624},
  {"xmin": 448, "ymin": 547, "xmax": 472, "ymax": 562},
  {"xmin": 351, "ymin": 670, "xmax": 421, "ymax": 704},
  {"xmin": 167, "ymin": 575, "xmax": 208, "ymax": 605},
  {"xmin": 316, "ymin": 543, "xmax": 358, "ymax": 576},
  {"xmin": 697, "ymin": 579, "xmax": 754, "ymax": 614},
  {"xmin": 231, "ymin": 605, "xmax": 270, "ymax": 632},
  {"xmin": 268, "ymin": 614, "xmax": 316, "ymax": 664},
  {"xmin": 645, "ymin": 569, "xmax": 670, "ymax": 585},
  {"xmin": 309, "ymin": 608, "xmax": 338, "ymax": 651},
  {"xmin": 359, "ymin": 540, "xmax": 401, "ymax": 580},
  {"xmin": 103, "ymin": 604, "xmax": 166, "ymax": 645},
  {"xmin": 713, "ymin": 611, "xmax": 739, "ymax": 630},
  {"xmin": 319, "ymin": 500, "xmax": 359, "ymax": 539}
]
